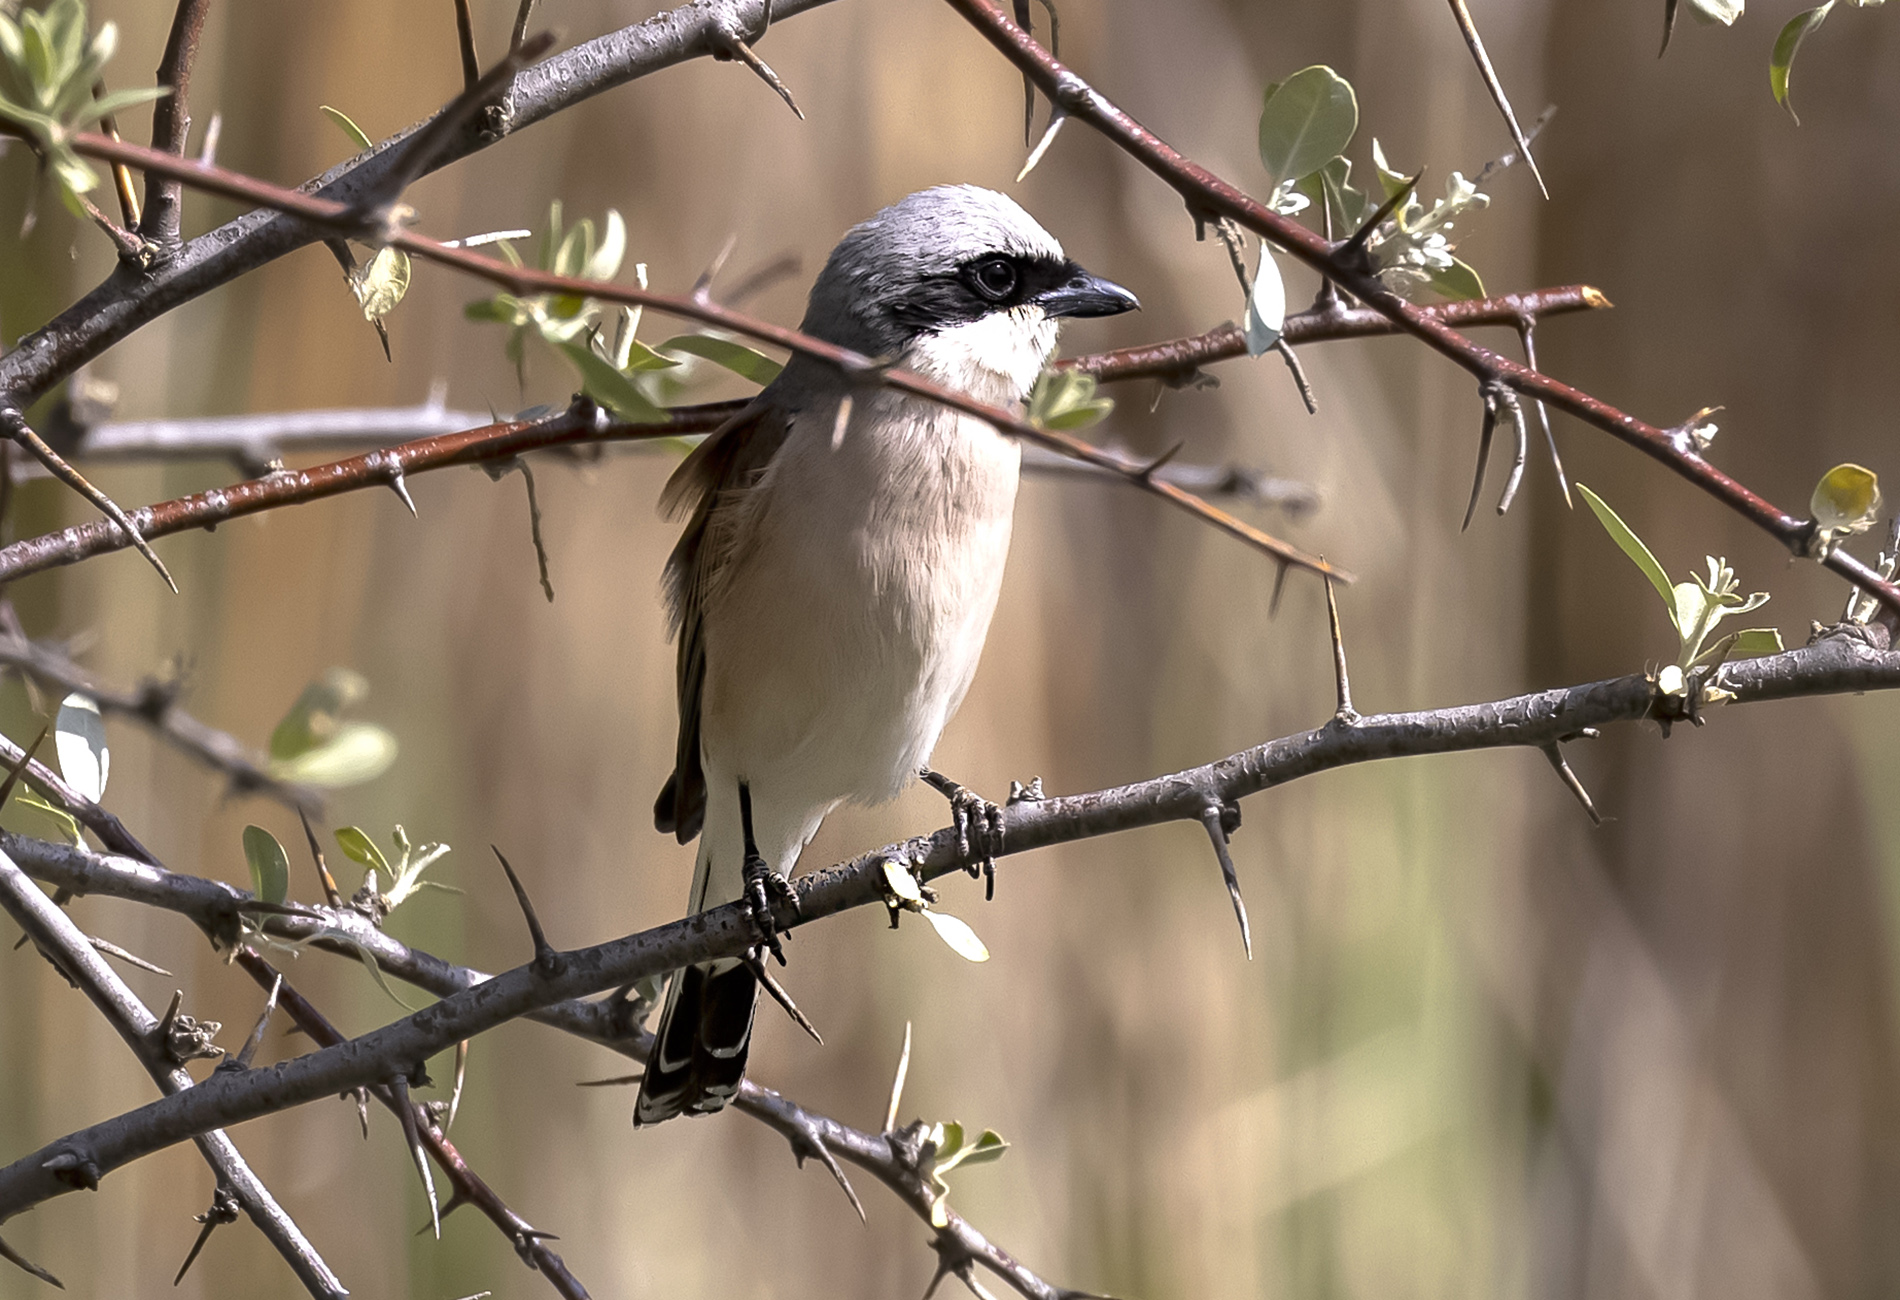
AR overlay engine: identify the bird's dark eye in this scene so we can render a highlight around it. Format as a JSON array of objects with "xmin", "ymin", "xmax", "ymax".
[{"xmin": 966, "ymin": 256, "xmax": 1020, "ymax": 303}]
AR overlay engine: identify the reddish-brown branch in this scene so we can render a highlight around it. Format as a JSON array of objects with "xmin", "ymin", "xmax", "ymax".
[
  {"xmin": 941, "ymin": 0, "xmax": 1900, "ymax": 617},
  {"xmin": 51, "ymin": 129, "xmax": 1343, "ymax": 581},
  {"xmin": 233, "ymin": 952, "xmax": 589, "ymax": 1300},
  {"xmin": 140, "ymin": 0, "xmax": 212, "ymax": 248},
  {"xmin": 1064, "ymin": 285, "xmax": 1608, "ymax": 384}
]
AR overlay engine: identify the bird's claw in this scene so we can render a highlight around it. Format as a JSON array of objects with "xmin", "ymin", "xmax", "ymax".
[
  {"xmin": 919, "ymin": 768, "xmax": 1007, "ymax": 900},
  {"xmin": 742, "ymin": 852, "xmax": 796, "ymax": 966}
]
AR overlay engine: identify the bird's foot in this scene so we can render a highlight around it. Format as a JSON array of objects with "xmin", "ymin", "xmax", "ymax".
[
  {"xmin": 920, "ymin": 768, "xmax": 1007, "ymax": 900},
  {"xmin": 741, "ymin": 848, "xmax": 797, "ymax": 966}
]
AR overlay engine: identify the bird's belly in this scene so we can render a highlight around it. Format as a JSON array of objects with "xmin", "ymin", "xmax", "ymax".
[{"xmin": 698, "ymin": 407, "xmax": 1020, "ymax": 823}]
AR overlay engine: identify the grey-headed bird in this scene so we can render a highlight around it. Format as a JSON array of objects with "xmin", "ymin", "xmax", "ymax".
[{"xmin": 637, "ymin": 185, "xmax": 1138, "ymax": 1125}]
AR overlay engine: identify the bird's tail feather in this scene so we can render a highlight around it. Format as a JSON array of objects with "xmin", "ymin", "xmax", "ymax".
[{"xmin": 634, "ymin": 960, "xmax": 758, "ymax": 1124}]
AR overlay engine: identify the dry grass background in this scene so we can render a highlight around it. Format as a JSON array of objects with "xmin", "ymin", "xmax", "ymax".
[{"xmin": 2, "ymin": 0, "xmax": 1899, "ymax": 1296}]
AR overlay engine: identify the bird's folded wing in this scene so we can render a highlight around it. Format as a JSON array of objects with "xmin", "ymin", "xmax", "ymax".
[{"xmin": 653, "ymin": 396, "xmax": 795, "ymax": 843}]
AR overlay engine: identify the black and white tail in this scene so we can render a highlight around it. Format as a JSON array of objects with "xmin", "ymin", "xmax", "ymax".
[{"xmin": 634, "ymin": 958, "xmax": 758, "ymax": 1124}]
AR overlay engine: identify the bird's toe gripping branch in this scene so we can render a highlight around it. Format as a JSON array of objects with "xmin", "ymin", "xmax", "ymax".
[
  {"xmin": 920, "ymin": 768, "xmax": 1008, "ymax": 900},
  {"xmin": 737, "ymin": 781, "xmax": 797, "ymax": 965}
]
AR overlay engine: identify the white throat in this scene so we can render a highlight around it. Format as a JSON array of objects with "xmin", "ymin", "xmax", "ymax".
[{"xmin": 903, "ymin": 305, "xmax": 1060, "ymax": 408}]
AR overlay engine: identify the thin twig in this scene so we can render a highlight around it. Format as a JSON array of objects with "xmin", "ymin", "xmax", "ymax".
[
  {"xmin": 140, "ymin": 0, "xmax": 212, "ymax": 248},
  {"xmin": 453, "ymin": 0, "xmax": 482, "ymax": 89}
]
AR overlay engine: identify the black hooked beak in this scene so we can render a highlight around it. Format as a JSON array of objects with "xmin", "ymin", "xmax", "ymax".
[{"xmin": 1036, "ymin": 264, "xmax": 1141, "ymax": 319}]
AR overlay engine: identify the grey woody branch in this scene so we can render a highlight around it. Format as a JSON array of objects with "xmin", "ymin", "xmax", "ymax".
[
  {"xmin": 940, "ymin": 0, "xmax": 1900, "ymax": 621},
  {"xmin": 2, "ymin": 842, "xmax": 1084, "ymax": 1298},
  {"xmin": 0, "ymin": 0, "xmax": 839, "ymax": 409},
  {"xmin": 0, "ymin": 618, "xmax": 321, "ymax": 813},
  {"xmin": 0, "ymin": 850, "xmax": 346, "ymax": 1297},
  {"xmin": 2, "ymin": 629, "xmax": 1895, "ymax": 1229}
]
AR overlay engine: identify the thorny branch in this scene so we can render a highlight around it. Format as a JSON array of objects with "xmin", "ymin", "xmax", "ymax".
[
  {"xmin": 1, "ymin": 629, "xmax": 1895, "ymax": 1230},
  {"xmin": 941, "ymin": 0, "xmax": 1900, "ymax": 620},
  {"xmin": 0, "ymin": 614, "xmax": 321, "ymax": 813},
  {"xmin": 38, "ymin": 129, "xmax": 1343, "ymax": 582},
  {"xmin": 0, "ymin": 850, "xmax": 346, "ymax": 1298}
]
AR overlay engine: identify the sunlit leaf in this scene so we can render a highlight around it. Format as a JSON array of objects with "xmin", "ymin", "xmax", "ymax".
[
  {"xmin": 271, "ymin": 723, "xmax": 397, "ymax": 788},
  {"xmin": 271, "ymin": 668, "xmax": 369, "ymax": 761},
  {"xmin": 1687, "ymin": 0, "xmax": 1744, "ymax": 23},
  {"xmin": 922, "ymin": 909, "xmax": 990, "ymax": 962},
  {"xmin": 1771, "ymin": 3, "xmax": 1835, "ymax": 119},
  {"xmin": 1811, "ymin": 462, "xmax": 1881, "ymax": 535},
  {"xmin": 657, "ymin": 335, "xmax": 782, "ymax": 385},
  {"xmin": 53, "ymin": 692, "xmax": 107, "ymax": 803},
  {"xmin": 351, "ymin": 246, "xmax": 411, "ymax": 321},
  {"xmin": 557, "ymin": 341, "xmax": 665, "ymax": 422},
  {"xmin": 882, "ymin": 857, "xmax": 924, "ymax": 904},
  {"xmin": 1243, "ymin": 247, "xmax": 1286, "ymax": 357},
  {"xmin": 320, "ymin": 104, "xmax": 374, "ymax": 152},
  {"xmin": 1258, "ymin": 65, "xmax": 1358, "ymax": 184},
  {"xmin": 14, "ymin": 790, "xmax": 81, "ymax": 845},
  {"xmin": 1027, "ymin": 368, "xmax": 1114, "ymax": 431},
  {"xmin": 335, "ymin": 825, "xmax": 390, "ymax": 880},
  {"xmin": 1731, "ymin": 628, "xmax": 1785, "ymax": 655},
  {"xmin": 242, "ymin": 824, "xmax": 290, "ymax": 906},
  {"xmin": 1424, "ymin": 256, "xmax": 1485, "ymax": 302},
  {"xmin": 1576, "ymin": 484, "xmax": 1679, "ymax": 619}
]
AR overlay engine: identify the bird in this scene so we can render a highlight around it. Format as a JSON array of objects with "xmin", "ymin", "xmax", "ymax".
[{"xmin": 636, "ymin": 184, "xmax": 1139, "ymax": 1125}]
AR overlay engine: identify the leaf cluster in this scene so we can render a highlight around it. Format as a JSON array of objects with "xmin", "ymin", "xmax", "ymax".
[{"xmin": 0, "ymin": 0, "xmax": 168, "ymax": 214}]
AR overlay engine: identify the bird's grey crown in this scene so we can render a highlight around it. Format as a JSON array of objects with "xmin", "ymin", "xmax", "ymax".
[{"xmin": 799, "ymin": 185, "xmax": 1069, "ymax": 355}]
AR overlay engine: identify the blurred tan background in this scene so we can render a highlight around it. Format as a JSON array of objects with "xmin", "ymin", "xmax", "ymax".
[{"xmin": 3, "ymin": 0, "xmax": 1900, "ymax": 1296}]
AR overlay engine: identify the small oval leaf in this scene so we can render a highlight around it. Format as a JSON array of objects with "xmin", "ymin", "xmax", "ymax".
[
  {"xmin": 1258, "ymin": 65, "xmax": 1358, "ymax": 184},
  {"xmin": 922, "ymin": 909, "xmax": 990, "ymax": 962},
  {"xmin": 1243, "ymin": 248, "xmax": 1286, "ymax": 357},
  {"xmin": 242, "ymin": 825, "xmax": 290, "ymax": 906},
  {"xmin": 882, "ymin": 857, "xmax": 924, "ymax": 903},
  {"xmin": 270, "ymin": 723, "xmax": 397, "ymax": 788},
  {"xmin": 54, "ymin": 692, "xmax": 107, "ymax": 803},
  {"xmin": 1811, "ymin": 462, "xmax": 1881, "ymax": 533}
]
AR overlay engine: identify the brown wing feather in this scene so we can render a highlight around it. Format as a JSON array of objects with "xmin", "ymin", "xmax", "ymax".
[{"xmin": 653, "ymin": 397, "xmax": 794, "ymax": 842}]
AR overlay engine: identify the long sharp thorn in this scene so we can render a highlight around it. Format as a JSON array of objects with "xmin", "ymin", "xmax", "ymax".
[
  {"xmin": 1324, "ymin": 567, "xmax": 1354, "ymax": 720},
  {"xmin": 1446, "ymin": 0, "xmax": 1548, "ymax": 198},
  {"xmin": 156, "ymin": 988, "xmax": 184, "ymax": 1047},
  {"xmin": 452, "ymin": 0, "xmax": 481, "ymax": 89},
  {"xmin": 576, "ymin": 1073, "xmax": 644, "ymax": 1088},
  {"xmin": 229, "ymin": 973, "xmax": 281, "ymax": 1070},
  {"xmin": 1496, "ymin": 390, "xmax": 1528, "ymax": 516},
  {"xmin": 172, "ymin": 1216, "xmax": 218, "ymax": 1287},
  {"xmin": 721, "ymin": 35, "xmax": 805, "ymax": 120},
  {"xmin": 1519, "ymin": 322, "xmax": 1570, "ymax": 507},
  {"xmin": 0, "ymin": 1232, "xmax": 62, "ymax": 1288},
  {"xmin": 1339, "ymin": 170, "xmax": 1422, "ymax": 266},
  {"xmin": 1542, "ymin": 743, "xmax": 1602, "ymax": 826},
  {"xmin": 390, "ymin": 1074, "xmax": 440, "ymax": 1238},
  {"xmin": 388, "ymin": 470, "xmax": 417, "ymax": 516},
  {"xmin": 745, "ymin": 954, "xmax": 823, "ymax": 1045},
  {"xmin": 1016, "ymin": 110, "xmax": 1067, "ymax": 182},
  {"xmin": 87, "ymin": 935, "xmax": 172, "ymax": 976},
  {"xmin": 298, "ymin": 807, "xmax": 342, "ymax": 906},
  {"xmin": 694, "ymin": 234, "xmax": 739, "ymax": 304},
  {"xmin": 884, "ymin": 1021, "xmax": 912, "ymax": 1133},
  {"xmin": 1199, "ymin": 805, "xmax": 1251, "ymax": 960},
  {"xmin": 491, "ymin": 846, "xmax": 559, "ymax": 975},
  {"xmin": 1, "ymin": 414, "xmax": 174, "ymax": 590},
  {"xmin": 446, "ymin": 1039, "xmax": 468, "ymax": 1133},
  {"xmin": 1014, "ymin": 0, "xmax": 1035, "ymax": 141},
  {"xmin": 0, "ymin": 726, "xmax": 49, "ymax": 810},
  {"xmin": 1462, "ymin": 392, "xmax": 1500, "ymax": 532},
  {"xmin": 808, "ymin": 1133, "xmax": 866, "ymax": 1223},
  {"xmin": 1268, "ymin": 561, "xmax": 1290, "ymax": 619}
]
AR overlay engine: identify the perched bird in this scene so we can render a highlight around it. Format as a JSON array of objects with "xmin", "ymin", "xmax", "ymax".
[{"xmin": 637, "ymin": 185, "xmax": 1138, "ymax": 1124}]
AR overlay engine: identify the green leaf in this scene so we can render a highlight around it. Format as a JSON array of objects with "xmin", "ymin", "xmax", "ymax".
[
  {"xmin": 335, "ymin": 825, "xmax": 391, "ymax": 879},
  {"xmin": 1297, "ymin": 156, "xmax": 1370, "ymax": 236},
  {"xmin": 585, "ymin": 210, "xmax": 626, "ymax": 282},
  {"xmin": 351, "ymin": 246, "xmax": 411, "ymax": 321},
  {"xmin": 557, "ymin": 341, "xmax": 665, "ymax": 422},
  {"xmin": 242, "ymin": 825, "xmax": 290, "ymax": 906},
  {"xmin": 1369, "ymin": 138, "xmax": 1413, "ymax": 204},
  {"xmin": 270, "ymin": 668, "xmax": 369, "ymax": 761},
  {"xmin": 1258, "ymin": 65, "xmax": 1358, "ymax": 184},
  {"xmin": 270, "ymin": 722, "xmax": 397, "ymax": 788},
  {"xmin": 1731, "ymin": 628, "xmax": 1785, "ymax": 655},
  {"xmin": 1243, "ymin": 247, "xmax": 1286, "ymax": 357},
  {"xmin": 320, "ymin": 930, "xmax": 419, "ymax": 1010},
  {"xmin": 68, "ymin": 83, "xmax": 168, "ymax": 128},
  {"xmin": 938, "ymin": 1128, "xmax": 1009, "ymax": 1174},
  {"xmin": 464, "ymin": 296, "xmax": 522, "ymax": 324},
  {"xmin": 922, "ymin": 909, "xmax": 990, "ymax": 962},
  {"xmin": 320, "ymin": 104, "xmax": 374, "ymax": 152},
  {"xmin": 657, "ymin": 335, "xmax": 782, "ymax": 385},
  {"xmin": 1771, "ymin": 3, "xmax": 1835, "ymax": 120},
  {"xmin": 1577, "ymin": 484, "xmax": 1678, "ymax": 619},
  {"xmin": 53, "ymin": 692, "xmax": 107, "ymax": 803},
  {"xmin": 14, "ymin": 790, "xmax": 81, "ymax": 845},
  {"xmin": 933, "ymin": 1121, "xmax": 965, "ymax": 1161},
  {"xmin": 1028, "ymin": 368, "xmax": 1114, "ymax": 431},
  {"xmin": 1423, "ymin": 256, "xmax": 1486, "ymax": 302},
  {"xmin": 1811, "ymin": 462, "xmax": 1881, "ymax": 533}
]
